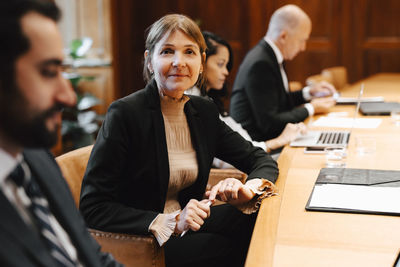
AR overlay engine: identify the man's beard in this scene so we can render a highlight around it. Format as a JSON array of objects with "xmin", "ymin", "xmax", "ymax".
[{"xmin": 0, "ymin": 84, "xmax": 64, "ymax": 149}]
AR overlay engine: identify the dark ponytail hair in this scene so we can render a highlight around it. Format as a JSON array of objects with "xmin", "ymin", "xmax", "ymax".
[{"xmin": 201, "ymin": 31, "xmax": 233, "ymax": 116}]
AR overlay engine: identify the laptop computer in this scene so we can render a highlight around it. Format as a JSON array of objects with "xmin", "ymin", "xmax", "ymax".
[
  {"xmin": 290, "ymin": 130, "xmax": 350, "ymax": 148},
  {"xmin": 359, "ymin": 102, "xmax": 400, "ymax": 115},
  {"xmin": 290, "ymin": 84, "xmax": 364, "ymax": 148}
]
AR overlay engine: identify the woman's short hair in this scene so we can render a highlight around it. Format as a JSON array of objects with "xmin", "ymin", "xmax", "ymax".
[{"xmin": 143, "ymin": 14, "xmax": 206, "ymax": 87}]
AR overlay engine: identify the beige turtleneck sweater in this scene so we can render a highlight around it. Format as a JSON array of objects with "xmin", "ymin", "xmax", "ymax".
[
  {"xmin": 149, "ymin": 93, "xmax": 277, "ymax": 246},
  {"xmin": 149, "ymin": 94, "xmax": 198, "ymax": 245},
  {"xmin": 160, "ymin": 94, "xmax": 198, "ymax": 213}
]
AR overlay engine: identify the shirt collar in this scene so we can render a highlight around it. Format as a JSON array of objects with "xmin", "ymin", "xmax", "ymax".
[
  {"xmin": 185, "ymin": 86, "xmax": 201, "ymax": 97},
  {"xmin": 0, "ymin": 148, "xmax": 22, "ymax": 185},
  {"xmin": 264, "ymin": 37, "xmax": 284, "ymax": 65}
]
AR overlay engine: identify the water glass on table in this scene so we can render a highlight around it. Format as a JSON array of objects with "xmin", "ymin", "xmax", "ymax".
[
  {"xmin": 355, "ymin": 136, "xmax": 376, "ymax": 155},
  {"xmin": 391, "ymin": 109, "xmax": 400, "ymax": 126},
  {"xmin": 324, "ymin": 146, "xmax": 347, "ymax": 168}
]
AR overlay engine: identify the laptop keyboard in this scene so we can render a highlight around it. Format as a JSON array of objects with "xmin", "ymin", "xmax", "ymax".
[{"xmin": 317, "ymin": 132, "xmax": 349, "ymax": 145}]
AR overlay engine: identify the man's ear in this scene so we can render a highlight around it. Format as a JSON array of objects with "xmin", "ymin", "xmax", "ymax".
[
  {"xmin": 279, "ymin": 30, "xmax": 288, "ymax": 43},
  {"xmin": 144, "ymin": 50, "xmax": 153, "ymax": 73}
]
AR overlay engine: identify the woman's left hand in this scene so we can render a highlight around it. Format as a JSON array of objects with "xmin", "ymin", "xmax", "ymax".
[{"xmin": 205, "ymin": 178, "xmax": 255, "ymax": 205}]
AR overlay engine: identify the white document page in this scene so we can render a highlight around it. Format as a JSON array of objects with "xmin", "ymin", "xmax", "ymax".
[
  {"xmin": 312, "ymin": 117, "xmax": 382, "ymax": 129},
  {"xmin": 309, "ymin": 184, "xmax": 400, "ymax": 213}
]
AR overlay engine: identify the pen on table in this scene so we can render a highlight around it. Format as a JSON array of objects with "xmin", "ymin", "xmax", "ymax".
[{"xmin": 180, "ymin": 200, "xmax": 212, "ymax": 237}]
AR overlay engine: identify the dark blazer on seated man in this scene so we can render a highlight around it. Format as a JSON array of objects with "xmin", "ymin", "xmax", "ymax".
[
  {"xmin": 230, "ymin": 40, "xmax": 309, "ymax": 141},
  {"xmin": 0, "ymin": 150, "xmax": 121, "ymax": 267},
  {"xmin": 230, "ymin": 4, "xmax": 336, "ymax": 142}
]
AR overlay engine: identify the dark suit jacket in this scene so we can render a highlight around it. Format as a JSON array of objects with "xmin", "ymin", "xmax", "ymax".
[
  {"xmin": 0, "ymin": 149, "xmax": 121, "ymax": 267},
  {"xmin": 80, "ymin": 79, "xmax": 279, "ymax": 235},
  {"xmin": 230, "ymin": 40, "xmax": 309, "ymax": 141}
]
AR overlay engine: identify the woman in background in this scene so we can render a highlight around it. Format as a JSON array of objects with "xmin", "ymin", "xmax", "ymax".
[
  {"xmin": 80, "ymin": 14, "xmax": 278, "ymax": 267},
  {"xmin": 186, "ymin": 31, "xmax": 307, "ymax": 162}
]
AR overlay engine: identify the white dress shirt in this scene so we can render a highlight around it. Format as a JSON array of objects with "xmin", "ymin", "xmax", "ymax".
[
  {"xmin": 0, "ymin": 148, "xmax": 81, "ymax": 265},
  {"xmin": 263, "ymin": 37, "xmax": 314, "ymax": 116}
]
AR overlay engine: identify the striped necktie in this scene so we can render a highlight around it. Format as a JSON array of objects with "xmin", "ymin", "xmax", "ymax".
[{"xmin": 8, "ymin": 161, "xmax": 78, "ymax": 267}]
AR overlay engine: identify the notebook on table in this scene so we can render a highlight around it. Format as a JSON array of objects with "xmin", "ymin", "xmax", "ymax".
[{"xmin": 359, "ymin": 102, "xmax": 400, "ymax": 115}]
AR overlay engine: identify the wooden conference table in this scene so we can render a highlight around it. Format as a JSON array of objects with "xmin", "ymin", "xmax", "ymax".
[{"xmin": 246, "ymin": 73, "xmax": 400, "ymax": 267}]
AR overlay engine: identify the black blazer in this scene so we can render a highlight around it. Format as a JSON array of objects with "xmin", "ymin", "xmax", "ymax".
[
  {"xmin": 230, "ymin": 40, "xmax": 309, "ymax": 141},
  {"xmin": 0, "ymin": 149, "xmax": 121, "ymax": 267},
  {"xmin": 80, "ymin": 80, "xmax": 279, "ymax": 235}
]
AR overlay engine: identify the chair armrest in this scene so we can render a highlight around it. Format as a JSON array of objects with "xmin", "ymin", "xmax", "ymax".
[
  {"xmin": 89, "ymin": 229, "xmax": 165, "ymax": 267},
  {"xmin": 207, "ymin": 168, "xmax": 247, "ymax": 188}
]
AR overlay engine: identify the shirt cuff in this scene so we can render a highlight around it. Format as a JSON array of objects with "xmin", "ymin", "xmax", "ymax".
[
  {"xmin": 253, "ymin": 140, "xmax": 267, "ymax": 151},
  {"xmin": 302, "ymin": 86, "xmax": 312, "ymax": 101},
  {"xmin": 148, "ymin": 210, "xmax": 180, "ymax": 246},
  {"xmin": 236, "ymin": 178, "xmax": 278, "ymax": 214},
  {"xmin": 304, "ymin": 103, "xmax": 314, "ymax": 116}
]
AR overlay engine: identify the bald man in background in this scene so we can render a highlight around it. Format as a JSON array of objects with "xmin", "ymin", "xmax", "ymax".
[{"xmin": 230, "ymin": 4, "xmax": 336, "ymax": 142}]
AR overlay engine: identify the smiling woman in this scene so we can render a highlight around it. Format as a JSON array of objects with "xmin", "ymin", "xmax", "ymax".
[
  {"xmin": 143, "ymin": 14, "xmax": 206, "ymax": 99},
  {"xmin": 145, "ymin": 30, "xmax": 204, "ymax": 99},
  {"xmin": 79, "ymin": 14, "xmax": 279, "ymax": 267}
]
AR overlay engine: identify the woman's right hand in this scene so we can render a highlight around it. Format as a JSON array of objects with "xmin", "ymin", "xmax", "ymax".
[
  {"xmin": 280, "ymin": 122, "xmax": 307, "ymax": 144},
  {"xmin": 267, "ymin": 123, "xmax": 307, "ymax": 151},
  {"xmin": 175, "ymin": 199, "xmax": 211, "ymax": 234}
]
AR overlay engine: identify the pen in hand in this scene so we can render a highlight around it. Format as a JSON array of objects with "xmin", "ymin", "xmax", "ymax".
[{"xmin": 180, "ymin": 200, "xmax": 212, "ymax": 237}]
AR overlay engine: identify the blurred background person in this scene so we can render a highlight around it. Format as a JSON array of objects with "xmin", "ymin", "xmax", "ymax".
[{"xmin": 230, "ymin": 4, "xmax": 336, "ymax": 142}]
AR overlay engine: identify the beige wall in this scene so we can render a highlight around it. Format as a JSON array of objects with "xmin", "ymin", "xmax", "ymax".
[{"xmin": 55, "ymin": 0, "xmax": 112, "ymax": 60}]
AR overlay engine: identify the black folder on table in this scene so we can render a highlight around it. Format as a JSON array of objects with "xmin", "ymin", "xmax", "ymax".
[{"xmin": 306, "ymin": 168, "xmax": 400, "ymax": 216}]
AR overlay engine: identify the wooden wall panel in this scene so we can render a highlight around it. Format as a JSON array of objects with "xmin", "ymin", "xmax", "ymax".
[
  {"xmin": 364, "ymin": 0, "xmax": 400, "ymax": 37},
  {"xmin": 351, "ymin": 0, "xmax": 400, "ymax": 81},
  {"xmin": 364, "ymin": 51, "xmax": 400, "ymax": 78},
  {"xmin": 285, "ymin": 0, "xmax": 340, "ymax": 83}
]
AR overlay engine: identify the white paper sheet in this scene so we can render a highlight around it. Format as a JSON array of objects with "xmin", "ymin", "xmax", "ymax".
[
  {"xmin": 327, "ymin": 112, "xmax": 349, "ymax": 117},
  {"xmin": 312, "ymin": 117, "xmax": 382, "ymax": 129},
  {"xmin": 309, "ymin": 184, "xmax": 400, "ymax": 213}
]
